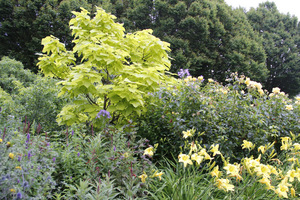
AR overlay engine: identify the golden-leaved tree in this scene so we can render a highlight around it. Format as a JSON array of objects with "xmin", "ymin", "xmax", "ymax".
[{"xmin": 38, "ymin": 7, "xmax": 174, "ymax": 127}]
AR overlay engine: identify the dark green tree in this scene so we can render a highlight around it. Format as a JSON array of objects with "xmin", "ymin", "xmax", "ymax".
[
  {"xmin": 247, "ymin": 2, "xmax": 300, "ymax": 96},
  {"xmin": 0, "ymin": 0, "xmax": 90, "ymax": 71},
  {"xmin": 99, "ymin": 0, "xmax": 268, "ymax": 82}
]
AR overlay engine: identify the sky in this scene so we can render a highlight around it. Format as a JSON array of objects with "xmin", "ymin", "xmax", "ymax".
[{"xmin": 224, "ymin": 0, "xmax": 300, "ymax": 20}]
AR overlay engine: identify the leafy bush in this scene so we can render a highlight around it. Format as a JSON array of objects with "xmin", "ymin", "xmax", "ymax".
[
  {"xmin": 0, "ymin": 57, "xmax": 66, "ymax": 131},
  {"xmin": 0, "ymin": 57, "xmax": 35, "ymax": 94},
  {"xmin": 0, "ymin": 119, "xmax": 57, "ymax": 199},
  {"xmin": 137, "ymin": 73, "xmax": 300, "ymax": 161}
]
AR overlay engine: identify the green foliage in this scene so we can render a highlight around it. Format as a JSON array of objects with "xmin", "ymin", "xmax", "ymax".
[
  {"xmin": 0, "ymin": 57, "xmax": 66, "ymax": 131},
  {"xmin": 49, "ymin": 124, "xmax": 158, "ymax": 199},
  {"xmin": 38, "ymin": 7, "xmax": 174, "ymax": 127},
  {"xmin": 0, "ymin": 0, "xmax": 91, "ymax": 71},
  {"xmin": 147, "ymin": 159, "xmax": 214, "ymax": 200},
  {"xmin": 0, "ymin": 120, "xmax": 57, "ymax": 199},
  {"xmin": 101, "ymin": 0, "xmax": 268, "ymax": 83},
  {"xmin": 0, "ymin": 57, "xmax": 35, "ymax": 93},
  {"xmin": 247, "ymin": 2, "xmax": 300, "ymax": 96},
  {"xmin": 137, "ymin": 73, "xmax": 300, "ymax": 162}
]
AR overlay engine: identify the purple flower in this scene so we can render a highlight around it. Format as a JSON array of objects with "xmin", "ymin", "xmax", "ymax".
[
  {"xmin": 53, "ymin": 157, "xmax": 56, "ymax": 162},
  {"xmin": 77, "ymin": 152, "xmax": 80, "ymax": 157},
  {"xmin": 26, "ymin": 133, "xmax": 30, "ymax": 143},
  {"xmin": 72, "ymin": 130, "xmax": 74, "ymax": 136},
  {"xmin": 16, "ymin": 192, "xmax": 22, "ymax": 199},
  {"xmin": 18, "ymin": 156, "xmax": 22, "ymax": 162},
  {"xmin": 22, "ymin": 181, "xmax": 29, "ymax": 188},
  {"xmin": 96, "ymin": 110, "xmax": 111, "ymax": 119},
  {"xmin": 113, "ymin": 146, "xmax": 116, "ymax": 151},
  {"xmin": 178, "ymin": 69, "xmax": 190, "ymax": 78},
  {"xmin": 27, "ymin": 150, "xmax": 32, "ymax": 160}
]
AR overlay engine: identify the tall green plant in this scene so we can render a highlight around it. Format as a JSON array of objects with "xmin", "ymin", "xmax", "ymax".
[{"xmin": 37, "ymin": 7, "xmax": 174, "ymax": 127}]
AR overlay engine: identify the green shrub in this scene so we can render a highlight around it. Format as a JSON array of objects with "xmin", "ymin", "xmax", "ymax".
[
  {"xmin": 136, "ymin": 73, "xmax": 300, "ymax": 162},
  {"xmin": 0, "ymin": 57, "xmax": 35, "ymax": 94},
  {"xmin": 0, "ymin": 57, "xmax": 67, "ymax": 131}
]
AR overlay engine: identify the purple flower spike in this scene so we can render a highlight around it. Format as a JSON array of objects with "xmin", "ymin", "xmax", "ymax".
[
  {"xmin": 26, "ymin": 133, "xmax": 30, "ymax": 143},
  {"xmin": 96, "ymin": 110, "xmax": 111, "ymax": 119},
  {"xmin": 77, "ymin": 152, "xmax": 80, "ymax": 157},
  {"xmin": 18, "ymin": 156, "xmax": 22, "ymax": 162},
  {"xmin": 72, "ymin": 130, "xmax": 74, "ymax": 136},
  {"xmin": 113, "ymin": 146, "xmax": 116, "ymax": 151},
  {"xmin": 27, "ymin": 150, "xmax": 32, "ymax": 160},
  {"xmin": 53, "ymin": 157, "xmax": 56, "ymax": 163}
]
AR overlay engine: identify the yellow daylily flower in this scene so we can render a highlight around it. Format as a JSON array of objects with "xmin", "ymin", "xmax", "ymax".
[
  {"xmin": 154, "ymin": 171, "xmax": 164, "ymax": 181},
  {"xmin": 275, "ymin": 184, "xmax": 289, "ymax": 198},
  {"xmin": 258, "ymin": 146, "xmax": 266, "ymax": 154},
  {"xmin": 211, "ymin": 166, "xmax": 222, "ymax": 178},
  {"xmin": 208, "ymin": 78, "xmax": 214, "ymax": 83},
  {"xmin": 258, "ymin": 177, "xmax": 274, "ymax": 190},
  {"xmin": 223, "ymin": 163, "xmax": 240, "ymax": 177},
  {"xmin": 143, "ymin": 147, "xmax": 154, "ymax": 157},
  {"xmin": 182, "ymin": 129, "xmax": 195, "ymax": 139},
  {"xmin": 280, "ymin": 137, "xmax": 292, "ymax": 151},
  {"xmin": 272, "ymin": 87, "xmax": 281, "ymax": 94},
  {"xmin": 285, "ymin": 105, "xmax": 293, "ymax": 111},
  {"xmin": 191, "ymin": 153, "xmax": 204, "ymax": 165},
  {"xmin": 255, "ymin": 164, "xmax": 271, "ymax": 178},
  {"xmin": 291, "ymin": 187, "xmax": 296, "ymax": 198},
  {"xmin": 245, "ymin": 78, "xmax": 250, "ymax": 86},
  {"xmin": 241, "ymin": 140, "xmax": 254, "ymax": 150},
  {"xmin": 210, "ymin": 144, "xmax": 221, "ymax": 156},
  {"xmin": 138, "ymin": 173, "xmax": 147, "ymax": 183},
  {"xmin": 286, "ymin": 170, "xmax": 297, "ymax": 182},
  {"xmin": 199, "ymin": 149, "xmax": 213, "ymax": 160},
  {"xmin": 198, "ymin": 76, "xmax": 204, "ymax": 81},
  {"xmin": 178, "ymin": 154, "xmax": 193, "ymax": 167},
  {"xmin": 293, "ymin": 143, "xmax": 300, "ymax": 151},
  {"xmin": 258, "ymin": 89, "xmax": 264, "ymax": 95},
  {"xmin": 215, "ymin": 179, "xmax": 234, "ymax": 192}
]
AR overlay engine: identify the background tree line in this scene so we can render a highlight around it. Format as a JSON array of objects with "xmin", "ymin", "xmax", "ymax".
[{"xmin": 0, "ymin": 0, "xmax": 299, "ymax": 96}]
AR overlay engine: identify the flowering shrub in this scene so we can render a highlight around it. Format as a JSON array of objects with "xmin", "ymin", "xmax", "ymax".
[
  {"xmin": 137, "ymin": 72, "xmax": 300, "ymax": 161},
  {"xmin": 0, "ymin": 120, "xmax": 57, "ymax": 199}
]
